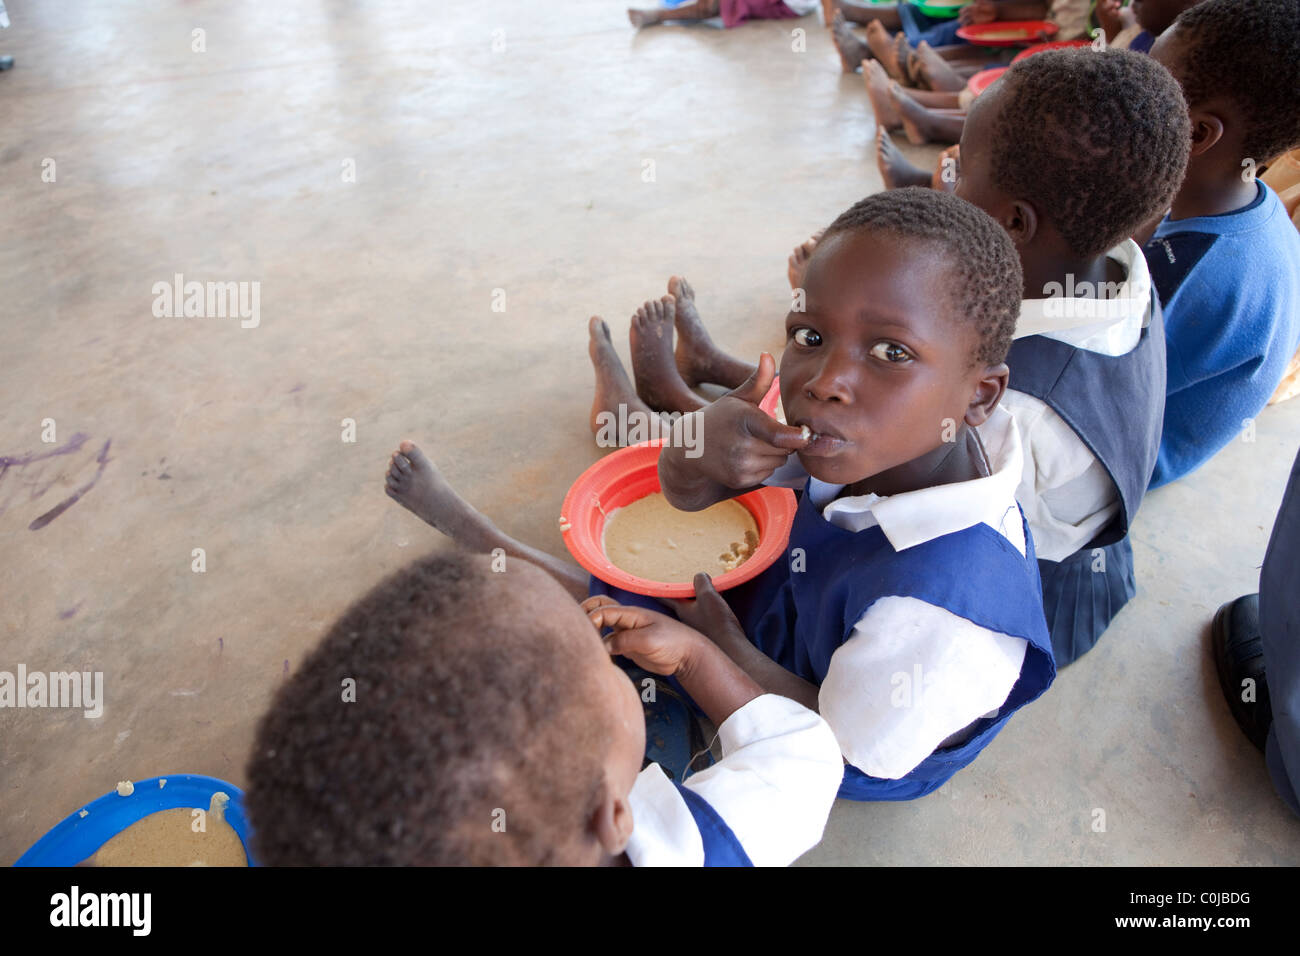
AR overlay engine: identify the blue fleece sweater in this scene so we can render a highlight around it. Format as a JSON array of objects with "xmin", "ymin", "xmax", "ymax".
[{"xmin": 1143, "ymin": 182, "xmax": 1300, "ymax": 488}]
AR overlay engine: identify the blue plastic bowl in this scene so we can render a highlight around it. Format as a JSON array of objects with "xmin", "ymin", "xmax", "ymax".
[{"xmin": 14, "ymin": 774, "xmax": 258, "ymax": 867}]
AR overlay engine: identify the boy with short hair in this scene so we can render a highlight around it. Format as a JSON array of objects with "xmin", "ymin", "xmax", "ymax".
[
  {"xmin": 1142, "ymin": 0, "xmax": 1300, "ymax": 487},
  {"xmin": 390, "ymin": 190, "xmax": 1054, "ymax": 801},
  {"xmin": 246, "ymin": 552, "xmax": 844, "ymax": 866}
]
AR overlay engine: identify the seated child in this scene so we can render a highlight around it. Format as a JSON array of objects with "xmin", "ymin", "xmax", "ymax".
[
  {"xmin": 390, "ymin": 190, "xmax": 1051, "ymax": 801},
  {"xmin": 646, "ymin": 188, "xmax": 1055, "ymax": 801},
  {"xmin": 865, "ymin": 0, "xmax": 1203, "ymax": 146},
  {"xmin": 628, "ymin": 0, "xmax": 819, "ymax": 29},
  {"xmin": 647, "ymin": 50, "xmax": 1190, "ymax": 667},
  {"xmin": 1141, "ymin": 0, "xmax": 1300, "ymax": 487},
  {"xmin": 245, "ymin": 552, "xmax": 844, "ymax": 866}
]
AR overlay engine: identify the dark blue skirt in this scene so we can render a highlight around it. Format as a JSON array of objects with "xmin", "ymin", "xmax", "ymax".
[{"xmin": 1038, "ymin": 536, "xmax": 1136, "ymax": 667}]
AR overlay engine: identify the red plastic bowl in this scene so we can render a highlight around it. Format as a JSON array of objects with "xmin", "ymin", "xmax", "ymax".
[
  {"xmin": 1012, "ymin": 39, "xmax": 1090, "ymax": 61},
  {"xmin": 561, "ymin": 439, "xmax": 797, "ymax": 599},
  {"xmin": 956, "ymin": 20, "xmax": 1059, "ymax": 45},
  {"xmin": 966, "ymin": 66, "xmax": 1007, "ymax": 98}
]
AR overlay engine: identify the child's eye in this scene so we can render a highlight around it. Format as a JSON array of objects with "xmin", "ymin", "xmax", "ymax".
[
  {"xmin": 792, "ymin": 328, "xmax": 821, "ymax": 347},
  {"xmin": 869, "ymin": 342, "xmax": 911, "ymax": 363}
]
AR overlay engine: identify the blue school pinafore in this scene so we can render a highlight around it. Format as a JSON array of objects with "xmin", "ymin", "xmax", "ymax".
[
  {"xmin": 727, "ymin": 489, "xmax": 1056, "ymax": 801},
  {"xmin": 1005, "ymin": 288, "xmax": 1166, "ymax": 666},
  {"xmin": 671, "ymin": 782, "xmax": 753, "ymax": 867}
]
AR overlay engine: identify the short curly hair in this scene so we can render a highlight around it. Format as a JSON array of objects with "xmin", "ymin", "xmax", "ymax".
[
  {"xmin": 245, "ymin": 552, "xmax": 611, "ymax": 866},
  {"xmin": 821, "ymin": 188, "xmax": 1023, "ymax": 367},
  {"xmin": 988, "ymin": 48, "xmax": 1190, "ymax": 258},
  {"xmin": 1169, "ymin": 0, "xmax": 1300, "ymax": 164}
]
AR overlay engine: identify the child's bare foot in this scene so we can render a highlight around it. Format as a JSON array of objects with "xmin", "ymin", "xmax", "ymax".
[
  {"xmin": 385, "ymin": 440, "xmax": 593, "ymax": 600},
  {"xmin": 588, "ymin": 315, "xmax": 660, "ymax": 438},
  {"xmin": 670, "ymin": 276, "xmax": 756, "ymax": 392},
  {"xmin": 832, "ymin": 11, "xmax": 870, "ymax": 72},
  {"xmin": 914, "ymin": 41, "xmax": 969, "ymax": 93},
  {"xmin": 631, "ymin": 296, "xmax": 705, "ymax": 414},
  {"xmin": 865, "ymin": 21, "xmax": 905, "ymax": 81},
  {"xmin": 891, "ymin": 82, "xmax": 961, "ymax": 145},
  {"xmin": 932, "ymin": 144, "xmax": 960, "ymax": 193},
  {"xmin": 864, "ymin": 59, "xmax": 902, "ymax": 129},
  {"xmin": 893, "ymin": 33, "xmax": 915, "ymax": 85},
  {"xmin": 875, "ymin": 128, "xmax": 933, "ymax": 189},
  {"xmin": 628, "ymin": 7, "xmax": 662, "ymax": 27},
  {"xmin": 787, "ymin": 232, "xmax": 823, "ymax": 290},
  {"xmin": 385, "ymin": 441, "xmax": 502, "ymax": 551}
]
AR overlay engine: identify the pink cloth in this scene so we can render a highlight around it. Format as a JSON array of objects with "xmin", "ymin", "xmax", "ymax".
[{"xmin": 720, "ymin": 0, "xmax": 799, "ymax": 27}]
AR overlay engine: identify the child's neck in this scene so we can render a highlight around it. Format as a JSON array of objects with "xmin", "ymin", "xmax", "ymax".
[
  {"xmin": 847, "ymin": 425, "xmax": 990, "ymax": 499},
  {"xmin": 1169, "ymin": 165, "xmax": 1259, "ymax": 221},
  {"xmin": 1022, "ymin": 251, "xmax": 1122, "ymax": 302}
]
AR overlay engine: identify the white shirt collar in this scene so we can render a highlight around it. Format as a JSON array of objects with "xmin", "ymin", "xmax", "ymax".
[
  {"xmin": 809, "ymin": 404, "xmax": 1024, "ymax": 553},
  {"xmin": 1014, "ymin": 239, "xmax": 1151, "ymax": 356}
]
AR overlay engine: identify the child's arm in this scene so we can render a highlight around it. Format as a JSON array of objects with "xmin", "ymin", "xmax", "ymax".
[
  {"xmin": 671, "ymin": 573, "xmax": 821, "ymax": 712},
  {"xmin": 584, "ymin": 598, "xmax": 770, "ymax": 729},
  {"xmin": 658, "ymin": 353, "xmax": 809, "ymax": 513},
  {"xmin": 988, "ymin": 0, "xmax": 1050, "ymax": 20}
]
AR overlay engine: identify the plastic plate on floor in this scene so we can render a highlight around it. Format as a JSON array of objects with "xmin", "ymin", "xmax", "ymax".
[
  {"xmin": 913, "ymin": 0, "xmax": 971, "ymax": 18},
  {"xmin": 966, "ymin": 66, "xmax": 1007, "ymax": 97},
  {"xmin": 956, "ymin": 20, "xmax": 1059, "ymax": 45},
  {"xmin": 1011, "ymin": 38, "xmax": 1090, "ymax": 61},
  {"xmin": 14, "ymin": 774, "xmax": 256, "ymax": 867},
  {"xmin": 561, "ymin": 440, "xmax": 796, "ymax": 599}
]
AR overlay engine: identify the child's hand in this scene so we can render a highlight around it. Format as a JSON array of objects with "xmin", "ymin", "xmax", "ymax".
[
  {"xmin": 693, "ymin": 352, "xmax": 810, "ymax": 489},
  {"xmin": 1094, "ymin": 0, "xmax": 1123, "ymax": 38},
  {"xmin": 670, "ymin": 573, "xmax": 748, "ymax": 648},
  {"xmin": 586, "ymin": 601, "xmax": 707, "ymax": 677},
  {"xmin": 959, "ymin": 0, "xmax": 997, "ymax": 24}
]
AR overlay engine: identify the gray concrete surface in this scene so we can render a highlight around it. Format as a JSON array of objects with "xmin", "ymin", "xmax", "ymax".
[{"xmin": 1, "ymin": 0, "xmax": 1296, "ymax": 865}]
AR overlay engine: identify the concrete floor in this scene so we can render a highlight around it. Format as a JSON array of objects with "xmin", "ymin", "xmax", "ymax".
[{"xmin": 1, "ymin": 0, "xmax": 1296, "ymax": 866}]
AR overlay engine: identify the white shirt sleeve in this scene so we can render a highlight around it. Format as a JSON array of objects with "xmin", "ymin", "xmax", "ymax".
[
  {"xmin": 676, "ymin": 694, "xmax": 844, "ymax": 867},
  {"xmin": 995, "ymin": 390, "xmax": 1120, "ymax": 563},
  {"xmin": 818, "ymin": 596, "xmax": 1028, "ymax": 780}
]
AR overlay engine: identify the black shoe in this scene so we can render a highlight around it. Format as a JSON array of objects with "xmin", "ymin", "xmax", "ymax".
[
  {"xmin": 1211, "ymin": 594, "xmax": 1273, "ymax": 752},
  {"xmin": 0, "ymin": 56, "xmax": 14, "ymax": 72}
]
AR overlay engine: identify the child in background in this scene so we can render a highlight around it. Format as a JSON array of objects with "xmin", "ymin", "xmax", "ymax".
[
  {"xmin": 628, "ymin": 0, "xmax": 820, "ymax": 29},
  {"xmin": 1142, "ymin": 0, "xmax": 1300, "ymax": 487},
  {"xmin": 246, "ymin": 552, "xmax": 844, "ymax": 866},
  {"xmin": 868, "ymin": 0, "xmax": 1203, "ymax": 145}
]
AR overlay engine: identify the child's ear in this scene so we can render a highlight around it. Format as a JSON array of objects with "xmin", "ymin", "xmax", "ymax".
[
  {"xmin": 1002, "ymin": 200, "xmax": 1038, "ymax": 247},
  {"xmin": 590, "ymin": 777, "xmax": 635, "ymax": 857},
  {"xmin": 1188, "ymin": 110, "xmax": 1226, "ymax": 157},
  {"xmin": 964, "ymin": 362, "xmax": 1009, "ymax": 427}
]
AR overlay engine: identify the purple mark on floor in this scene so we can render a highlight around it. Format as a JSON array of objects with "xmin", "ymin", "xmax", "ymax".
[
  {"xmin": 289, "ymin": 383, "xmax": 305, "ymax": 393},
  {"xmin": 28, "ymin": 439, "xmax": 113, "ymax": 531},
  {"xmin": 57, "ymin": 601, "xmax": 84, "ymax": 620}
]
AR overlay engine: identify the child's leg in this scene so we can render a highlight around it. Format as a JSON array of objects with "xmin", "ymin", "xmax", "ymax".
[
  {"xmin": 864, "ymin": 58, "xmax": 904, "ymax": 127},
  {"xmin": 788, "ymin": 234, "xmax": 823, "ymax": 291},
  {"xmin": 385, "ymin": 440, "xmax": 591, "ymax": 600},
  {"xmin": 829, "ymin": 0, "xmax": 904, "ymax": 30},
  {"xmin": 865, "ymin": 20, "xmax": 909, "ymax": 80},
  {"xmin": 629, "ymin": 0, "xmax": 720, "ymax": 28},
  {"xmin": 630, "ymin": 296, "xmax": 709, "ymax": 414},
  {"xmin": 669, "ymin": 276, "xmax": 759, "ymax": 390},
  {"xmin": 875, "ymin": 127, "xmax": 934, "ymax": 189},
  {"xmin": 891, "ymin": 83, "xmax": 966, "ymax": 144},
  {"xmin": 589, "ymin": 315, "xmax": 673, "ymax": 439},
  {"xmin": 831, "ymin": 10, "xmax": 872, "ymax": 72},
  {"xmin": 910, "ymin": 40, "xmax": 975, "ymax": 92}
]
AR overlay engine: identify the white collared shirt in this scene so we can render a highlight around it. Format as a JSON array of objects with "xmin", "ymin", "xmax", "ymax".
[
  {"xmin": 765, "ymin": 405, "xmax": 1031, "ymax": 780},
  {"xmin": 623, "ymin": 694, "xmax": 843, "ymax": 867},
  {"xmin": 987, "ymin": 239, "xmax": 1151, "ymax": 562}
]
